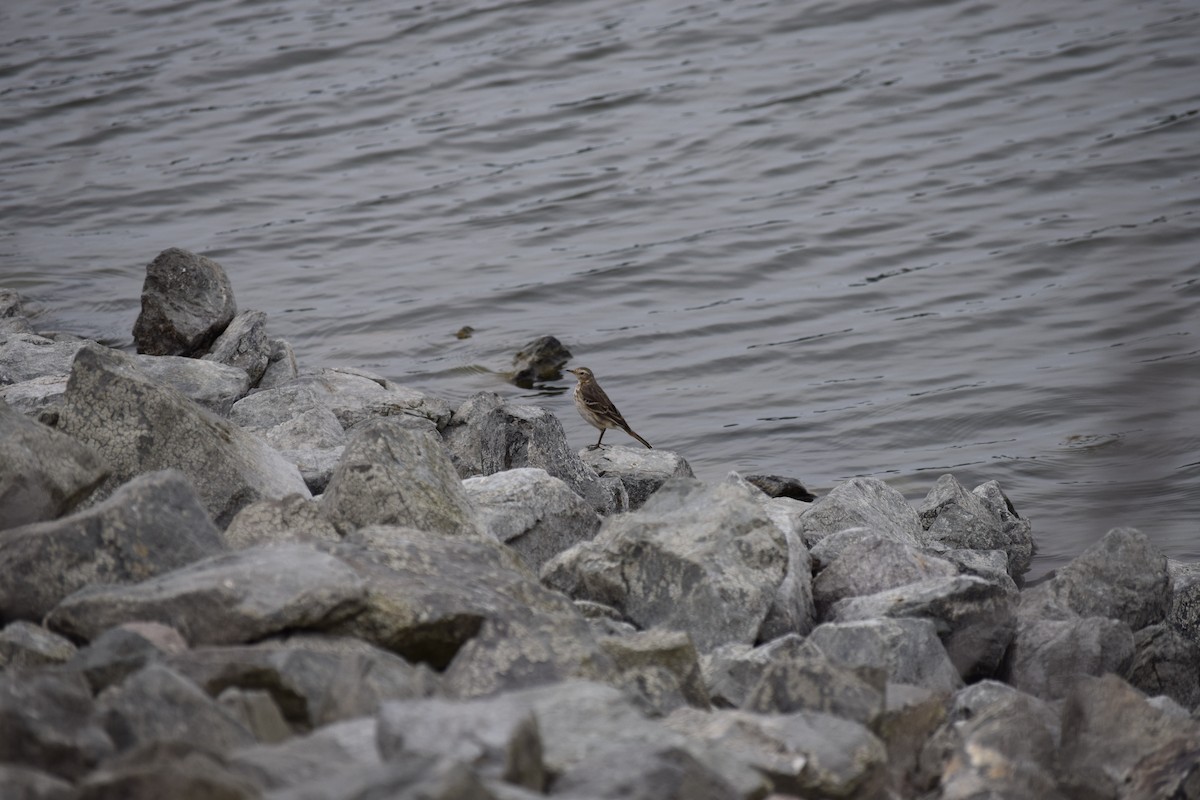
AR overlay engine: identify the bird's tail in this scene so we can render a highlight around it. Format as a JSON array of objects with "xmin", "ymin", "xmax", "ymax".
[{"xmin": 625, "ymin": 427, "xmax": 652, "ymax": 449}]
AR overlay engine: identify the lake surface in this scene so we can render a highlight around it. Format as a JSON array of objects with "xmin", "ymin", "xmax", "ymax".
[{"xmin": 3, "ymin": 0, "xmax": 1198, "ymax": 577}]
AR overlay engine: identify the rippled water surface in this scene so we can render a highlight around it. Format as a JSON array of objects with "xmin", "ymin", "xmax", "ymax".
[{"xmin": 3, "ymin": 0, "xmax": 1198, "ymax": 576}]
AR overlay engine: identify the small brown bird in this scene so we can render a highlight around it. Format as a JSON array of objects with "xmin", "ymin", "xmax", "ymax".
[{"xmin": 566, "ymin": 367, "xmax": 652, "ymax": 449}]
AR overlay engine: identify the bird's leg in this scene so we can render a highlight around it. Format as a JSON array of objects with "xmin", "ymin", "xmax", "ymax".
[{"xmin": 588, "ymin": 429, "xmax": 606, "ymax": 450}]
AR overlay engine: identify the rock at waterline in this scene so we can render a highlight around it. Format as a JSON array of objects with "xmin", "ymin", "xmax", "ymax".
[{"xmin": 132, "ymin": 247, "xmax": 237, "ymax": 357}]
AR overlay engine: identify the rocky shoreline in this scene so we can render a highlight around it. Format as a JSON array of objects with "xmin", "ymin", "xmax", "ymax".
[{"xmin": 1, "ymin": 249, "xmax": 1198, "ymax": 800}]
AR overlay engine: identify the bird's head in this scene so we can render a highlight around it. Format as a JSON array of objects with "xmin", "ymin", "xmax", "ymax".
[{"xmin": 566, "ymin": 367, "xmax": 595, "ymax": 382}]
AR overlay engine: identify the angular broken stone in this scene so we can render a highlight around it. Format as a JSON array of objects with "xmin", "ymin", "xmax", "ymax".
[{"xmin": 132, "ymin": 247, "xmax": 237, "ymax": 356}]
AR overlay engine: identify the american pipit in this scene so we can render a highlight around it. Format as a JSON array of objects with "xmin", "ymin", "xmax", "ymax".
[{"xmin": 566, "ymin": 367, "xmax": 652, "ymax": 449}]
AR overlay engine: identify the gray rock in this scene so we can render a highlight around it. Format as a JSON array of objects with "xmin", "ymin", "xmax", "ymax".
[
  {"xmin": 0, "ymin": 670, "xmax": 114, "ymax": 780},
  {"xmin": 1043, "ymin": 527, "xmax": 1171, "ymax": 630},
  {"xmin": 0, "ymin": 373, "xmax": 70, "ymax": 419},
  {"xmin": 941, "ymin": 547, "xmax": 1017, "ymax": 591},
  {"xmin": 222, "ymin": 494, "xmax": 340, "ymax": 550},
  {"xmin": 442, "ymin": 392, "xmax": 624, "ymax": 515},
  {"xmin": 1127, "ymin": 623, "xmax": 1200, "ymax": 711},
  {"xmin": 287, "ymin": 366, "xmax": 453, "ymax": 430},
  {"xmin": 0, "ymin": 288, "xmax": 34, "ymax": 332},
  {"xmin": 828, "ymin": 574, "xmax": 1017, "ymax": 680},
  {"xmin": 0, "ymin": 621, "xmax": 77, "ymax": 669},
  {"xmin": 1168, "ymin": 560, "xmax": 1200, "ymax": 641},
  {"xmin": 1059, "ymin": 673, "xmax": 1200, "ymax": 800},
  {"xmin": 378, "ymin": 694, "xmax": 545, "ymax": 791},
  {"xmin": 321, "ymin": 418, "xmax": 480, "ymax": 537},
  {"xmin": 936, "ymin": 690, "xmax": 1065, "ymax": 800},
  {"xmin": 57, "ymin": 344, "xmax": 310, "ymax": 527},
  {"xmin": 329, "ymin": 526, "xmax": 615, "ymax": 697},
  {"xmin": 0, "ymin": 400, "xmax": 107, "ymax": 529},
  {"xmin": 743, "ymin": 474, "xmax": 816, "ymax": 502},
  {"xmin": 66, "ymin": 622, "xmax": 189, "ymax": 693},
  {"xmin": 0, "ymin": 765, "xmax": 76, "ymax": 800},
  {"xmin": 0, "ymin": 332, "xmax": 88, "ymax": 385},
  {"xmin": 47, "ymin": 543, "xmax": 366, "ymax": 645},
  {"xmin": 743, "ymin": 645, "xmax": 887, "ymax": 729},
  {"xmin": 129, "ymin": 353, "xmax": 252, "ymax": 415},
  {"xmin": 500, "ymin": 681, "xmax": 767, "ymax": 800},
  {"xmin": 0, "ymin": 470, "xmax": 225, "ymax": 622},
  {"xmin": 800, "ymin": 476, "xmax": 922, "ymax": 546},
  {"xmin": 1002, "ymin": 611, "xmax": 1135, "ymax": 702},
  {"xmin": 917, "ymin": 474, "xmax": 1033, "ymax": 580},
  {"xmin": 663, "ymin": 706, "xmax": 887, "ymax": 799},
  {"xmin": 578, "ymin": 445, "xmax": 695, "ymax": 510},
  {"xmin": 76, "ymin": 740, "xmax": 260, "ymax": 800},
  {"xmin": 598, "ymin": 629, "xmax": 710, "ymax": 715},
  {"xmin": 230, "ymin": 385, "xmax": 347, "ymax": 492},
  {"xmin": 877, "ymin": 683, "xmax": 947, "ymax": 795},
  {"xmin": 203, "ymin": 309, "xmax": 271, "ymax": 386},
  {"xmin": 216, "ymin": 687, "xmax": 297, "ymax": 744},
  {"xmin": 96, "ymin": 663, "xmax": 255, "ymax": 753},
  {"xmin": 807, "ymin": 618, "xmax": 964, "ymax": 693},
  {"xmin": 972, "ymin": 479, "xmax": 1034, "ymax": 577},
  {"xmin": 510, "ymin": 335, "xmax": 570, "ymax": 387},
  {"xmin": 257, "ymin": 338, "xmax": 299, "ymax": 390},
  {"xmin": 463, "ymin": 467, "xmax": 601, "ymax": 571},
  {"xmin": 541, "ymin": 477, "xmax": 790, "ymax": 652},
  {"xmin": 758, "ymin": 507, "xmax": 817, "ymax": 642},
  {"xmin": 132, "ymin": 247, "xmax": 237, "ymax": 356},
  {"xmin": 700, "ymin": 635, "xmax": 813, "ymax": 709},
  {"xmin": 808, "ymin": 526, "xmax": 878, "ymax": 571},
  {"xmin": 169, "ymin": 638, "xmax": 438, "ymax": 730},
  {"xmin": 263, "ymin": 755, "xmax": 493, "ymax": 800},
  {"xmin": 811, "ymin": 534, "xmax": 959, "ymax": 616},
  {"xmin": 550, "ymin": 742, "xmax": 741, "ymax": 800},
  {"xmin": 229, "ymin": 717, "xmax": 380, "ymax": 792}
]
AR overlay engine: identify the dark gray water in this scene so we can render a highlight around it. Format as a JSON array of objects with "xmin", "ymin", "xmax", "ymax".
[{"xmin": 3, "ymin": 0, "xmax": 1198, "ymax": 577}]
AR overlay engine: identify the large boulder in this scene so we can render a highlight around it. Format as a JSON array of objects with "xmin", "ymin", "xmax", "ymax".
[
  {"xmin": 202, "ymin": 309, "xmax": 271, "ymax": 386},
  {"xmin": 598, "ymin": 629, "xmax": 711, "ymax": 715},
  {"xmin": 1125, "ymin": 624, "xmax": 1200, "ymax": 711},
  {"xmin": 166, "ymin": 639, "xmax": 439, "ymax": 730},
  {"xmin": 1058, "ymin": 674, "xmax": 1200, "ymax": 799},
  {"xmin": 285, "ymin": 367, "xmax": 452, "ymax": 430},
  {"xmin": 377, "ymin": 694, "xmax": 546, "ymax": 791},
  {"xmin": 742, "ymin": 644, "xmax": 887, "ymax": 730},
  {"xmin": 1039, "ymin": 527, "xmax": 1171, "ymax": 631},
  {"xmin": 800, "ymin": 477, "xmax": 922, "ymax": 547},
  {"xmin": 828, "ymin": 574, "xmax": 1017, "ymax": 680},
  {"xmin": 497, "ymin": 681, "xmax": 767, "ymax": 799},
  {"xmin": 806, "ymin": 618, "xmax": 963, "ymax": 693},
  {"xmin": 0, "ymin": 670, "xmax": 114, "ymax": 780},
  {"xmin": 95, "ymin": 663, "xmax": 255, "ymax": 754},
  {"xmin": 0, "ymin": 400, "xmax": 107, "ymax": 529},
  {"xmin": 0, "ymin": 621, "xmax": 78, "ymax": 669},
  {"xmin": 229, "ymin": 385, "xmax": 346, "ymax": 493},
  {"xmin": 917, "ymin": 474, "xmax": 1034, "ymax": 580},
  {"xmin": 56, "ymin": 344, "xmax": 310, "ymax": 526},
  {"xmin": 663, "ymin": 706, "xmax": 887, "ymax": 799},
  {"xmin": 578, "ymin": 445, "xmax": 696, "ymax": 510},
  {"xmin": 328, "ymin": 526, "xmax": 617, "ymax": 697},
  {"xmin": 442, "ymin": 392, "xmax": 624, "ymax": 514},
  {"xmin": 222, "ymin": 494, "xmax": 339, "ymax": 550},
  {"xmin": 0, "ymin": 470, "xmax": 225, "ymax": 623},
  {"xmin": 227, "ymin": 717, "xmax": 381, "ymax": 793},
  {"xmin": 811, "ymin": 534, "xmax": 959, "ymax": 616},
  {"xmin": 46, "ymin": 543, "xmax": 367, "ymax": 645},
  {"xmin": 541, "ymin": 477, "xmax": 794, "ymax": 652},
  {"xmin": 1002, "ymin": 609, "xmax": 1135, "ymax": 702},
  {"xmin": 320, "ymin": 418, "xmax": 480, "ymax": 537},
  {"xmin": 129, "ymin": 352, "xmax": 251, "ymax": 415},
  {"xmin": 463, "ymin": 467, "xmax": 601, "ymax": 571},
  {"xmin": 132, "ymin": 248, "xmax": 237, "ymax": 356}
]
